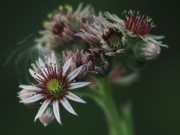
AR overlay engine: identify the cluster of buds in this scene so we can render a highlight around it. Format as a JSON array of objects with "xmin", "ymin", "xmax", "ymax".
[
  {"xmin": 37, "ymin": 4, "xmax": 94, "ymax": 50},
  {"xmin": 62, "ymin": 48, "xmax": 110, "ymax": 78},
  {"xmin": 18, "ymin": 3, "xmax": 167, "ymax": 126}
]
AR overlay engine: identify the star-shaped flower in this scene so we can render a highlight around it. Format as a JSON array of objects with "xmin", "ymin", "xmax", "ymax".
[{"xmin": 18, "ymin": 52, "xmax": 91, "ymax": 125}]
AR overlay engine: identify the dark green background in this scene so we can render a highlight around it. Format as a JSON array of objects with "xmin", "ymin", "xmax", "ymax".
[{"xmin": 0, "ymin": 0, "xmax": 180, "ymax": 135}]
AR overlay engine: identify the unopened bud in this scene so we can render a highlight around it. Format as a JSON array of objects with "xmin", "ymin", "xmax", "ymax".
[
  {"xmin": 134, "ymin": 42, "xmax": 161, "ymax": 61},
  {"xmin": 39, "ymin": 107, "xmax": 55, "ymax": 126}
]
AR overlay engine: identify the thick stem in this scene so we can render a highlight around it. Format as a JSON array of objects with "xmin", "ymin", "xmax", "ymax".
[
  {"xmin": 78, "ymin": 78, "xmax": 134, "ymax": 135},
  {"xmin": 95, "ymin": 78, "xmax": 133, "ymax": 135}
]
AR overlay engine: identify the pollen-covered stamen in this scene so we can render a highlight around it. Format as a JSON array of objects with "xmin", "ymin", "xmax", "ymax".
[
  {"xmin": 58, "ymin": 4, "xmax": 72, "ymax": 16},
  {"xmin": 102, "ymin": 28, "xmax": 124, "ymax": 51},
  {"xmin": 123, "ymin": 10, "xmax": 155, "ymax": 36}
]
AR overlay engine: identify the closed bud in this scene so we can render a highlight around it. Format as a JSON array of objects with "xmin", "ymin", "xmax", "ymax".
[
  {"xmin": 39, "ymin": 107, "xmax": 55, "ymax": 126},
  {"xmin": 134, "ymin": 42, "xmax": 161, "ymax": 61}
]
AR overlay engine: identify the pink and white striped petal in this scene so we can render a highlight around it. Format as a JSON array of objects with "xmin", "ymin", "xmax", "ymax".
[
  {"xmin": 19, "ymin": 85, "xmax": 42, "ymax": 91},
  {"xmin": 69, "ymin": 82, "xmax": 91, "ymax": 90},
  {"xmin": 63, "ymin": 57, "xmax": 72, "ymax": 76},
  {"xmin": 38, "ymin": 57, "xmax": 49, "ymax": 78},
  {"xmin": 60, "ymin": 98, "xmax": 77, "ymax": 115},
  {"xmin": 53, "ymin": 100, "xmax": 61, "ymax": 124},
  {"xmin": 66, "ymin": 92, "xmax": 86, "ymax": 103},
  {"xmin": 20, "ymin": 94, "xmax": 44, "ymax": 104},
  {"xmin": 34, "ymin": 99, "xmax": 51, "ymax": 122},
  {"xmin": 52, "ymin": 52, "xmax": 61, "ymax": 74},
  {"xmin": 38, "ymin": 57, "xmax": 45, "ymax": 68},
  {"xmin": 18, "ymin": 90, "xmax": 35, "ymax": 97},
  {"xmin": 51, "ymin": 52, "xmax": 57, "ymax": 65},
  {"xmin": 67, "ymin": 65, "xmax": 84, "ymax": 81},
  {"xmin": 29, "ymin": 69, "xmax": 45, "ymax": 81}
]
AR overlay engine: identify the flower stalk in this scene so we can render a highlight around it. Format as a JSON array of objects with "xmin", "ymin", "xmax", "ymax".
[{"xmin": 83, "ymin": 78, "xmax": 134, "ymax": 135}]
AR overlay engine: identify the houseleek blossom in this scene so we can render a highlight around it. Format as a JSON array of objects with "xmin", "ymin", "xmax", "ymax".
[
  {"xmin": 104, "ymin": 11, "xmax": 167, "ymax": 48},
  {"xmin": 37, "ymin": 4, "xmax": 94, "ymax": 50},
  {"xmin": 76, "ymin": 16, "xmax": 126, "ymax": 56},
  {"xmin": 18, "ymin": 52, "xmax": 91, "ymax": 125}
]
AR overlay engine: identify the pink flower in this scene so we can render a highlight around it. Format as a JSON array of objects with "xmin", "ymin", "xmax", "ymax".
[{"xmin": 18, "ymin": 52, "xmax": 91, "ymax": 125}]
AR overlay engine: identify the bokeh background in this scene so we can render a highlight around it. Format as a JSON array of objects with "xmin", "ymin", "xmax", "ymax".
[{"xmin": 0, "ymin": 0, "xmax": 180, "ymax": 135}]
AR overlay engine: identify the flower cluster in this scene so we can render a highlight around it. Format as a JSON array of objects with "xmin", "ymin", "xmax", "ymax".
[
  {"xmin": 18, "ymin": 4, "xmax": 167, "ymax": 126},
  {"xmin": 102, "ymin": 10, "xmax": 167, "ymax": 70},
  {"xmin": 62, "ymin": 48, "xmax": 109, "ymax": 77}
]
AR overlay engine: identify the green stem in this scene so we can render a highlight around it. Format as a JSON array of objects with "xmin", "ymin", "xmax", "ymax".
[
  {"xmin": 95, "ymin": 78, "xmax": 133, "ymax": 135},
  {"xmin": 78, "ymin": 77, "xmax": 134, "ymax": 135}
]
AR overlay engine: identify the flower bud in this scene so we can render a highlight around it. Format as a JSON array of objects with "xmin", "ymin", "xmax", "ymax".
[
  {"xmin": 39, "ymin": 107, "xmax": 55, "ymax": 126},
  {"xmin": 62, "ymin": 49, "xmax": 110, "ymax": 79},
  {"xmin": 134, "ymin": 42, "xmax": 161, "ymax": 61}
]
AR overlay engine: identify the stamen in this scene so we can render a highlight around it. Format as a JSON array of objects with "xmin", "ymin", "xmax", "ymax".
[{"xmin": 123, "ymin": 10, "xmax": 155, "ymax": 36}]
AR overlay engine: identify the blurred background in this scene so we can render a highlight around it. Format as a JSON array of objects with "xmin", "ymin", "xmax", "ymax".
[{"xmin": 0, "ymin": 0, "xmax": 180, "ymax": 135}]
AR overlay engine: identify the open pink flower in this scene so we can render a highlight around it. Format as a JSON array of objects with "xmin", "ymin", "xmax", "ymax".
[{"xmin": 18, "ymin": 52, "xmax": 91, "ymax": 125}]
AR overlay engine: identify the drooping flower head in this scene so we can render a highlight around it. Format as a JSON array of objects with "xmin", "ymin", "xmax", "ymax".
[
  {"xmin": 76, "ymin": 16, "xmax": 126, "ymax": 56},
  {"xmin": 18, "ymin": 52, "xmax": 91, "ymax": 125},
  {"xmin": 122, "ymin": 10, "xmax": 155, "ymax": 36}
]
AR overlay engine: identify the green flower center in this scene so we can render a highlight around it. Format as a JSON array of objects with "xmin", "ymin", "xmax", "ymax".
[
  {"xmin": 47, "ymin": 79, "xmax": 60, "ymax": 92},
  {"xmin": 102, "ymin": 28, "xmax": 123, "ymax": 51},
  {"xmin": 108, "ymin": 35, "xmax": 121, "ymax": 47},
  {"xmin": 46, "ymin": 79, "xmax": 65, "ymax": 97}
]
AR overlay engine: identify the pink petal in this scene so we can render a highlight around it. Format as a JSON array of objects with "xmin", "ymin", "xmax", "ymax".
[
  {"xmin": 63, "ymin": 57, "xmax": 72, "ymax": 76},
  {"xmin": 67, "ymin": 65, "xmax": 84, "ymax": 81},
  {"xmin": 34, "ymin": 99, "xmax": 51, "ymax": 122},
  {"xmin": 53, "ymin": 100, "xmax": 61, "ymax": 124},
  {"xmin": 19, "ymin": 85, "xmax": 42, "ymax": 91},
  {"xmin": 60, "ymin": 98, "xmax": 77, "ymax": 115},
  {"xmin": 20, "ymin": 94, "xmax": 44, "ymax": 104},
  {"xmin": 69, "ymin": 82, "xmax": 91, "ymax": 90},
  {"xmin": 66, "ymin": 92, "xmax": 86, "ymax": 103}
]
